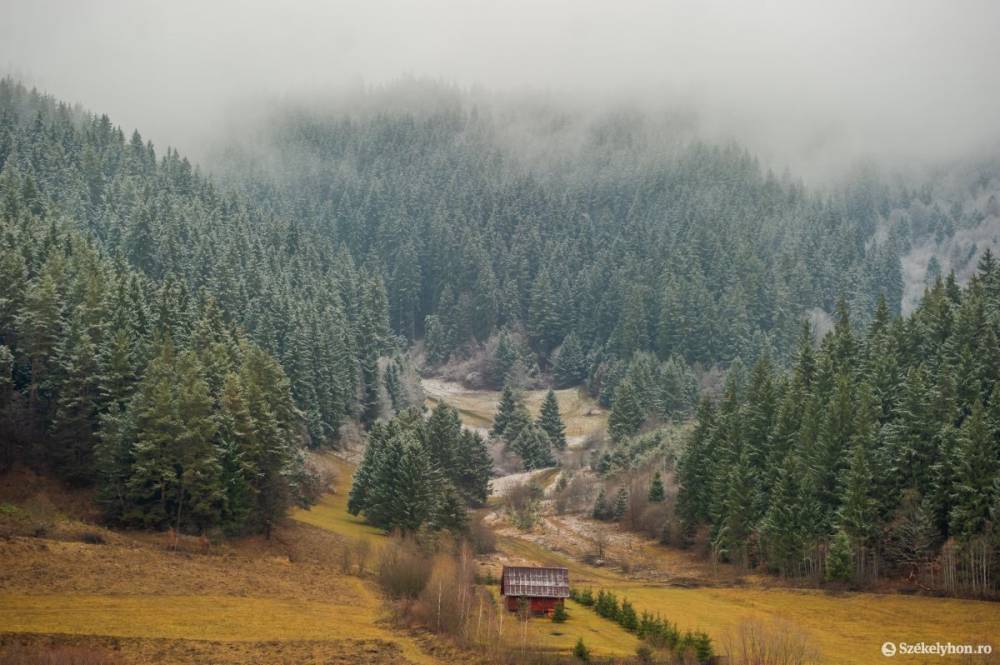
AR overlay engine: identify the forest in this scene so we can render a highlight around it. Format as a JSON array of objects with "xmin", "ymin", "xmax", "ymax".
[
  {"xmin": 1, "ymin": 76, "xmax": 999, "ymax": 558},
  {"xmin": 678, "ymin": 268, "xmax": 1000, "ymax": 596}
]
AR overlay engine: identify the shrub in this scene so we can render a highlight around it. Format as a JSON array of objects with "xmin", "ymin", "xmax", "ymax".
[
  {"xmin": 551, "ymin": 602, "xmax": 568, "ymax": 623},
  {"xmin": 721, "ymin": 618, "xmax": 820, "ymax": 665},
  {"xmin": 416, "ymin": 552, "xmax": 476, "ymax": 635},
  {"xmin": 573, "ymin": 637, "xmax": 590, "ymax": 662},
  {"xmin": 466, "ymin": 513, "xmax": 497, "ymax": 554},
  {"xmin": 503, "ymin": 481, "xmax": 543, "ymax": 530},
  {"xmin": 635, "ymin": 644, "xmax": 654, "ymax": 663},
  {"xmin": 80, "ymin": 532, "xmax": 105, "ymax": 545},
  {"xmin": 375, "ymin": 538, "xmax": 433, "ymax": 599}
]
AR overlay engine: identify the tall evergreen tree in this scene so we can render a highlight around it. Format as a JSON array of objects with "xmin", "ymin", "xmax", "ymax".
[{"xmin": 537, "ymin": 389, "xmax": 567, "ymax": 451}]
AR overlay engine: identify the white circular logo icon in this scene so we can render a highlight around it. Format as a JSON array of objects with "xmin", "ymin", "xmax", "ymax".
[{"xmin": 881, "ymin": 642, "xmax": 897, "ymax": 657}]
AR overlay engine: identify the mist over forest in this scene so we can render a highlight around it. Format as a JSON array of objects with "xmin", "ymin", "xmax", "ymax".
[{"xmin": 2, "ymin": 4, "xmax": 1000, "ymax": 662}]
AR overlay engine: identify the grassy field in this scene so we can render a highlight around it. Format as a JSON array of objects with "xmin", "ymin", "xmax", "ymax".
[
  {"xmin": 423, "ymin": 379, "xmax": 607, "ymax": 441},
  {"xmin": 291, "ymin": 455, "xmax": 386, "ymax": 544},
  {"xmin": 499, "ymin": 535, "xmax": 1000, "ymax": 664},
  {"xmin": 294, "ymin": 456, "xmax": 645, "ymax": 659},
  {"xmin": 0, "ymin": 466, "xmax": 443, "ymax": 665},
  {"xmin": 521, "ymin": 599, "xmax": 641, "ymax": 656}
]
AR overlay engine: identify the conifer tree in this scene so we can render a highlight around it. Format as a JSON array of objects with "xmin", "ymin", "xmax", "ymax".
[
  {"xmin": 553, "ymin": 332, "xmax": 588, "ymax": 388},
  {"xmin": 612, "ymin": 487, "xmax": 629, "ymax": 521},
  {"xmin": 455, "ymin": 429, "xmax": 492, "ymax": 506},
  {"xmin": 490, "ymin": 385, "xmax": 518, "ymax": 438},
  {"xmin": 511, "ymin": 422, "xmax": 554, "ymax": 470},
  {"xmin": 826, "ymin": 530, "xmax": 853, "ymax": 582},
  {"xmin": 592, "ymin": 487, "xmax": 611, "ymax": 520},
  {"xmin": 426, "ymin": 402, "xmax": 461, "ymax": 478},
  {"xmin": 949, "ymin": 400, "xmax": 997, "ymax": 542},
  {"xmin": 648, "ymin": 471, "xmax": 665, "ymax": 503},
  {"xmin": 537, "ymin": 389, "xmax": 567, "ymax": 450},
  {"xmin": 608, "ymin": 378, "xmax": 643, "ymax": 442}
]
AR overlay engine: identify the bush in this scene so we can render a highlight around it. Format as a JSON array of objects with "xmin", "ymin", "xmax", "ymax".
[
  {"xmin": 503, "ymin": 481, "xmax": 543, "ymax": 530},
  {"xmin": 635, "ymin": 644, "xmax": 654, "ymax": 663},
  {"xmin": 416, "ymin": 552, "xmax": 476, "ymax": 635},
  {"xmin": 721, "ymin": 618, "xmax": 820, "ymax": 665},
  {"xmin": 466, "ymin": 513, "xmax": 497, "ymax": 554},
  {"xmin": 551, "ymin": 602, "xmax": 568, "ymax": 623},
  {"xmin": 80, "ymin": 532, "xmax": 105, "ymax": 545},
  {"xmin": 572, "ymin": 637, "xmax": 590, "ymax": 662},
  {"xmin": 375, "ymin": 538, "xmax": 433, "ymax": 599}
]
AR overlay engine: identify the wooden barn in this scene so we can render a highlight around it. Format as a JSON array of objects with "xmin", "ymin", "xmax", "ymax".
[{"xmin": 500, "ymin": 565, "xmax": 570, "ymax": 615}]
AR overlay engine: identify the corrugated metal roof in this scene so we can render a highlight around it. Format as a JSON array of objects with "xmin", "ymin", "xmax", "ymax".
[{"xmin": 501, "ymin": 566, "xmax": 570, "ymax": 598}]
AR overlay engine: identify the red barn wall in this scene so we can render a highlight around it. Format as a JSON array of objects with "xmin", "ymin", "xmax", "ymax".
[{"xmin": 504, "ymin": 596, "xmax": 564, "ymax": 615}]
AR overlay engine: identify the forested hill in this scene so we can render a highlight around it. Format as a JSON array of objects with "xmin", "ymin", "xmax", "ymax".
[
  {"xmin": 1, "ymin": 76, "xmax": 996, "ymax": 495},
  {"xmin": 0, "ymin": 78, "xmax": 411, "ymax": 457},
  {"xmin": 677, "ymin": 263, "xmax": 1000, "ymax": 596},
  {"xmin": 214, "ymin": 88, "xmax": 907, "ymax": 371}
]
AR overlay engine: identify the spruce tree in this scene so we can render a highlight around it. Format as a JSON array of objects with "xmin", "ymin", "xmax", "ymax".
[
  {"xmin": 553, "ymin": 332, "xmax": 587, "ymax": 388},
  {"xmin": 608, "ymin": 378, "xmax": 644, "ymax": 442},
  {"xmin": 490, "ymin": 385, "xmax": 518, "ymax": 438},
  {"xmin": 949, "ymin": 400, "xmax": 997, "ymax": 542},
  {"xmin": 455, "ymin": 429, "xmax": 492, "ymax": 506},
  {"xmin": 648, "ymin": 471, "xmax": 665, "ymax": 503},
  {"xmin": 511, "ymin": 422, "xmax": 554, "ymax": 470},
  {"xmin": 592, "ymin": 487, "xmax": 611, "ymax": 520},
  {"xmin": 537, "ymin": 389, "xmax": 567, "ymax": 450},
  {"xmin": 612, "ymin": 487, "xmax": 629, "ymax": 521}
]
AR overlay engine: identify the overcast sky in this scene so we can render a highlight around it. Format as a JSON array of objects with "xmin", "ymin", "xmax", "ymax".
[{"xmin": 2, "ymin": 0, "xmax": 998, "ymax": 178}]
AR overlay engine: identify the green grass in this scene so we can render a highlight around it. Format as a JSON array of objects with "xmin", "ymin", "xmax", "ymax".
[{"xmin": 290, "ymin": 456, "xmax": 386, "ymax": 544}]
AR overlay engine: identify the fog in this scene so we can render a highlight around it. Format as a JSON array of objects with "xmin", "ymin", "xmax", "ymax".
[{"xmin": 2, "ymin": 0, "xmax": 999, "ymax": 179}]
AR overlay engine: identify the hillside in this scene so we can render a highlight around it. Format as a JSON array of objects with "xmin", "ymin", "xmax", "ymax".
[{"xmin": 0, "ymin": 468, "xmax": 450, "ymax": 664}]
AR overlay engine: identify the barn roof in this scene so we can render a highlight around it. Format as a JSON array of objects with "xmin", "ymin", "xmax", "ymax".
[{"xmin": 501, "ymin": 566, "xmax": 570, "ymax": 598}]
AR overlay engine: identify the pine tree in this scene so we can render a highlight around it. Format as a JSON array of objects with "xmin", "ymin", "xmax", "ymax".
[
  {"xmin": 612, "ymin": 487, "xmax": 629, "ymax": 521},
  {"xmin": 49, "ymin": 314, "xmax": 101, "ymax": 482},
  {"xmin": 760, "ymin": 454, "xmax": 805, "ymax": 577},
  {"xmin": 949, "ymin": 400, "xmax": 997, "ymax": 542},
  {"xmin": 676, "ymin": 397, "xmax": 716, "ymax": 530},
  {"xmin": 490, "ymin": 385, "xmax": 518, "ymax": 438},
  {"xmin": 455, "ymin": 429, "xmax": 492, "ymax": 506},
  {"xmin": 648, "ymin": 471, "xmax": 665, "ymax": 503},
  {"xmin": 511, "ymin": 422, "xmax": 554, "ymax": 470},
  {"xmin": 537, "ymin": 389, "xmax": 567, "ymax": 450},
  {"xmin": 837, "ymin": 384, "xmax": 880, "ymax": 577},
  {"xmin": 592, "ymin": 487, "xmax": 611, "ymax": 520},
  {"xmin": 426, "ymin": 402, "xmax": 461, "ymax": 479},
  {"xmin": 553, "ymin": 332, "xmax": 587, "ymax": 388},
  {"xmin": 712, "ymin": 446, "xmax": 757, "ymax": 567},
  {"xmin": 826, "ymin": 530, "xmax": 853, "ymax": 582},
  {"xmin": 608, "ymin": 378, "xmax": 644, "ymax": 442}
]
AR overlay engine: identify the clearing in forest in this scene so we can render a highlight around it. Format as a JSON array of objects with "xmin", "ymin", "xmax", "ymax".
[{"xmin": 422, "ymin": 379, "xmax": 608, "ymax": 444}]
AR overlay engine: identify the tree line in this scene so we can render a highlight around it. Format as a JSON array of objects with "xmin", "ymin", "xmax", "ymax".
[{"xmin": 677, "ymin": 255, "xmax": 1000, "ymax": 596}]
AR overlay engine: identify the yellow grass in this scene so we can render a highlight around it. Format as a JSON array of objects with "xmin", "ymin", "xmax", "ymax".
[
  {"xmin": 424, "ymin": 380, "xmax": 607, "ymax": 440},
  {"xmin": 522, "ymin": 599, "xmax": 641, "ymax": 655},
  {"xmin": 0, "ymin": 588, "xmax": 436, "ymax": 665},
  {"xmin": 291, "ymin": 455, "xmax": 386, "ymax": 545},
  {"xmin": 0, "ymin": 592, "xmax": 382, "ymax": 642},
  {"xmin": 499, "ymin": 535, "xmax": 1000, "ymax": 664}
]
